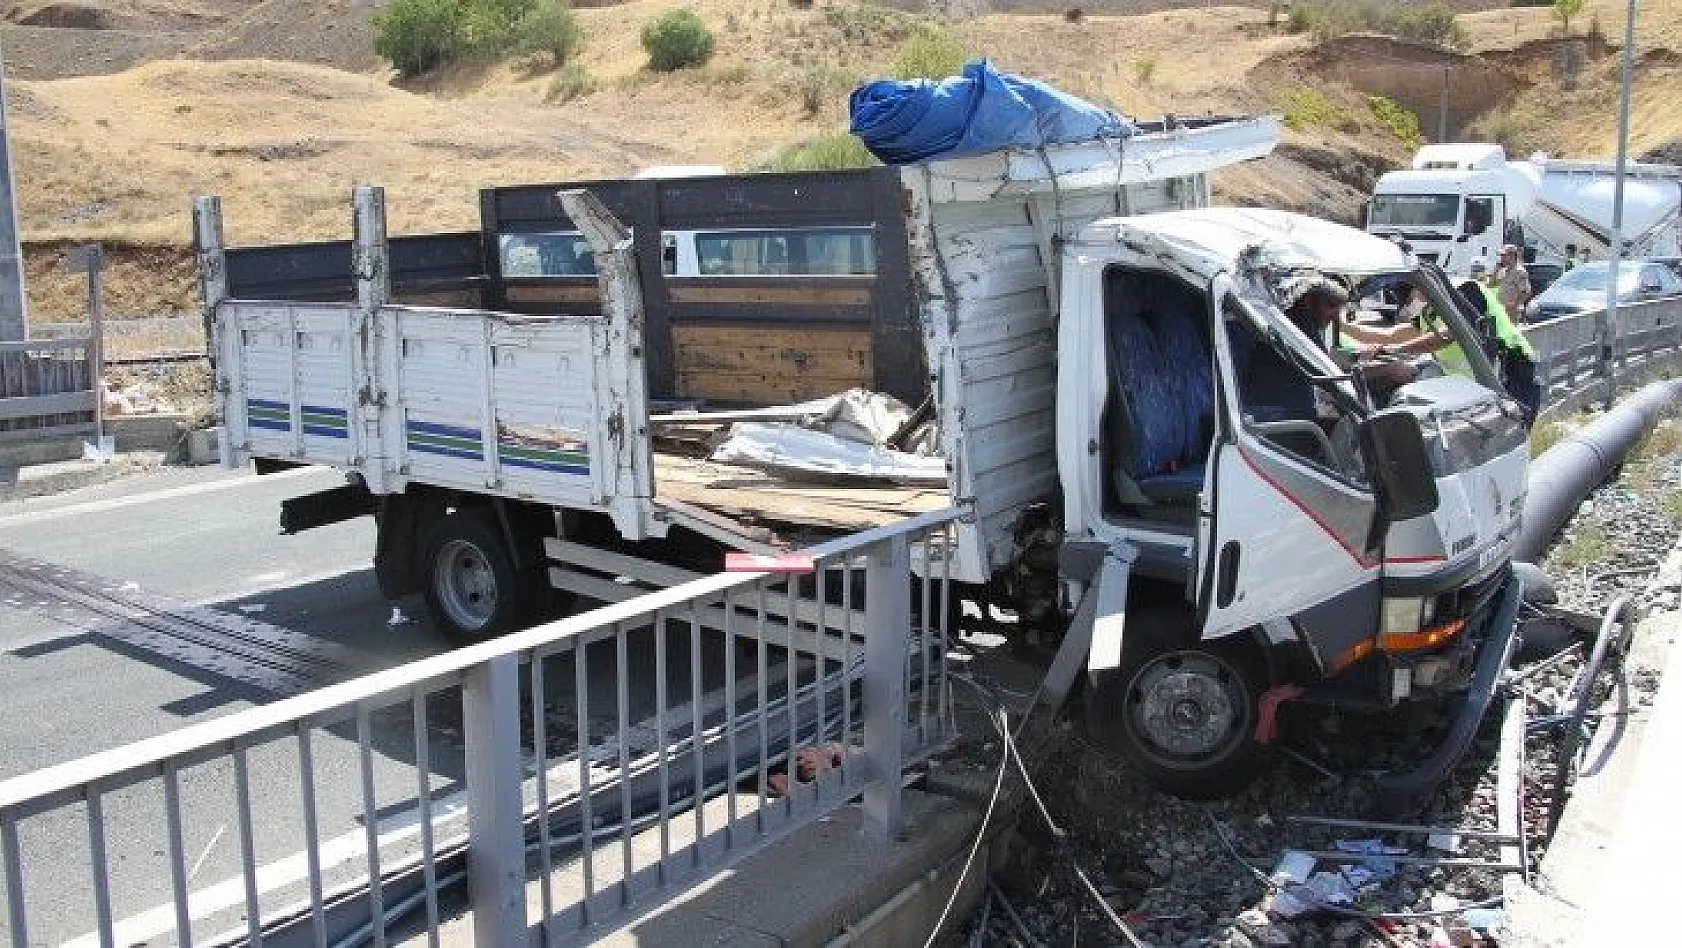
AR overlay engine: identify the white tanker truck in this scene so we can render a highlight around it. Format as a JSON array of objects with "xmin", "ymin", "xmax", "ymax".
[{"xmin": 1366, "ymin": 143, "xmax": 1682, "ymax": 275}]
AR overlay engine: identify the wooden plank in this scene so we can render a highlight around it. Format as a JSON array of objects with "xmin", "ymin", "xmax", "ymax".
[
  {"xmin": 672, "ymin": 332, "xmax": 871, "ymax": 375},
  {"xmin": 393, "ymin": 290, "xmax": 481, "ymax": 308},
  {"xmin": 672, "ymin": 373, "xmax": 865, "ymax": 406},
  {"xmin": 0, "ymin": 390, "xmax": 96, "ymax": 421},
  {"xmin": 504, "ymin": 284, "xmax": 601, "ymax": 305},
  {"xmin": 671, "ymin": 325, "xmax": 870, "ymax": 355},
  {"xmin": 665, "ymin": 284, "xmax": 872, "ymax": 306},
  {"xmin": 653, "ymin": 454, "xmax": 946, "ymax": 531},
  {"xmin": 670, "ymin": 324, "xmax": 874, "ymax": 403}
]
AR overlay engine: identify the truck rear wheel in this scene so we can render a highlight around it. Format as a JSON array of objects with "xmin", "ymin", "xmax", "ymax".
[
  {"xmin": 421, "ymin": 509, "xmax": 543, "ymax": 644},
  {"xmin": 1088, "ymin": 611, "xmax": 1272, "ymax": 798}
]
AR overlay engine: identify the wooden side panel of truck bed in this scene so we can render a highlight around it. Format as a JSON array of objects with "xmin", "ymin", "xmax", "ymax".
[{"xmin": 482, "ymin": 169, "xmax": 923, "ymax": 407}]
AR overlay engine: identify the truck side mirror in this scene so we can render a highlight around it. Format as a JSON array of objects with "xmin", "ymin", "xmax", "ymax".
[{"xmin": 1360, "ymin": 410, "xmax": 1439, "ymax": 523}]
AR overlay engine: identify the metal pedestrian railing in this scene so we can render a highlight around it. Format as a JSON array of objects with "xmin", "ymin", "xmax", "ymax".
[{"xmin": 0, "ymin": 507, "xmax": 962, "ymax": 947}]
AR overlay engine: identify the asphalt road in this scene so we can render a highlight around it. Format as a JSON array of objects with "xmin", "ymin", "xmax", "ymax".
[
  {"xmin": 0, "ymin": 464, "xmax": 464, "ymax": 943},
  {"xmin": 0, "ymin": 464, "xmax": 444, "ymax": 776},
  {"xmin": 0, "ymin": 463, "xmax": 736, "ymax": 945}
]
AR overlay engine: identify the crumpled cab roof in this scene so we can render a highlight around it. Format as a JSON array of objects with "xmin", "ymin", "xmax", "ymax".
[{"xmin": 1077, "ymin": 207, "xmax": 1415, "ymax": 282}]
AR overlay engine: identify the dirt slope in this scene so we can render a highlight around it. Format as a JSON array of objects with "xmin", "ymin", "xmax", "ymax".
[{"xmin": 9, "ymin": 0, "xmax": 1682, "ymax": 320}]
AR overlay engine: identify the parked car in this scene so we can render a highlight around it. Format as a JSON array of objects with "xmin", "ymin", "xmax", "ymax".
[
  {"xmin": 1525, "ymin": 259, "xmax": 1682, "ymax": 321},
  {"xmin": 1650, "ymin": 256, "xmax": 1682, "ymax": 281}
]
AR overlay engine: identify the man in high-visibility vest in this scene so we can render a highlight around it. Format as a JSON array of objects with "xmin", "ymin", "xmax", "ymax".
[{"xmin": 1352, "ymin": 261, "xmax": 1540, "ymax": 425}]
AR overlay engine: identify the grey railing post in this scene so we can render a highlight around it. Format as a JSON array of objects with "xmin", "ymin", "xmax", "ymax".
[
  {"xmin": 462, "ymin": 655, "xmax": 528, "ymax": 942},
  {"xmin": 863, "ymin": 534, "xmax": 911, "ymax": 839}
]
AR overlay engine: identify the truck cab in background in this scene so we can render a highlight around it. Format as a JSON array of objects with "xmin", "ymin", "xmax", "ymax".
[{"xmin": 1367, "ymin": 143, "xmax": 1682, "ymax": 277}]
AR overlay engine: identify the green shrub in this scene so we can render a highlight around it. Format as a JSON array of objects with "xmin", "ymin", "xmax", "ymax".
[
  {"xmin": 514, "ymin": 0, "xmax": 584, "ymax": 67},
  {"xmin": 1552, "ymin": 0, "xmax": 1586, "ymax": 33},
  {"xmin": 1132, "ymin": 54, "xmax": 1156, "ymax": 85},
  {"xmin": 890, "ymin": 25, "xmax": 969, "ymax": 80},
  {"xmin": 546, "ymin": 63, "xmax": 595, "ymax": 103},
  {"xmin": 1367, "ymin": 94, "xmax": 1422, "ymax": 148},
  {"xmin": 757, "ymin": 133, "xmax": 880, "ymax": 172},
  {"xmin": 374, "ymin": 0, "xmax": 468, "ymax": 77},
  {"xmin": 1281, "ymin": 87, "xmax": 1356, "ymax": 132},
  {"xmin": 822, "ymin": 3, "xmax": 919, "ymax": 45},
  {"xmin": 1285, "ymin": 0, "xmax": 1464, "ymax": 49},
  {"xmin": 461, "ymin": 0, "xmax": 538, "ymax": 55},
  {"xmin": 642, "ymin": 9, "xmax": 716, "ymax": 72},
  {"xmin": 375, "ymin": 0, "xmax": 566, "ymax": 75},
  {"xmin": 792, "ymin": 65, "xmax": 857, "ymax": 116}
]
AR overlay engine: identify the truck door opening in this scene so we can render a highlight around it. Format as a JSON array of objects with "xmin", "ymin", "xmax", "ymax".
[{"xmin": 1100, "ymin": 267, "xmax": 1217, "ymax": 527}]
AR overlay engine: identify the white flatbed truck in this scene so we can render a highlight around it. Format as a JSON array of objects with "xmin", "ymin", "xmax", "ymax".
[{"xmin": 202, "ymin": 114, "xmax": 1526, "ymax": 801}]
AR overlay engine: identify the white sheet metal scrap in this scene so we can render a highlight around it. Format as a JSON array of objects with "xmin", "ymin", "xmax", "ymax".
[{"xmin": 708, "ymin": 389, "xmax": 946, "ymax": 484}]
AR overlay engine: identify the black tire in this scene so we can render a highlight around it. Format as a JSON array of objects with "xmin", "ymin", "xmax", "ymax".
[
  {"xmin": 1087, "ymin": 610, "xmax": 1273, "ymax": 799},
  {"xmin": 420, "ymin": 509, "xmax": 544, "ymax": 645}
]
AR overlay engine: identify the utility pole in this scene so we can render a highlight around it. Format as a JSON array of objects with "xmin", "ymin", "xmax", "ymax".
[
  {"xmin": 1601, "ymin": 0, "xmax": 1639, "ymax": 409},
  {"xmin": 1438, "ymin": 66, "xmax": 1449, "ymax": 143},
  {"xmin": 0, "ymin": 40, "xmax": 28, "ymax": 341}
]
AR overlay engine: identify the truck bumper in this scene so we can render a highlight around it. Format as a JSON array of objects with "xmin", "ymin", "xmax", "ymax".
[{"xmin": 1373, "ymin": 571, "xmax": 1524, "ymax": 816}]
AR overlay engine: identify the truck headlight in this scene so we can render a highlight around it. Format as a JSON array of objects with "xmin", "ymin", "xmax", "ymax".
[{"xmin": 1381, "ymin": 597, "xmax": 1427, "ymax": 637}]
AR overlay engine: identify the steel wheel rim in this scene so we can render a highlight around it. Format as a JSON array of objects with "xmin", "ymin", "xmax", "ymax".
[
  {"xmin": 1125, "ymin": 650, "xmax": 1249, "ymax": 770},
  {"xmin": 434, "ymin": 538, "xmax": 498, "ymax": 631}
]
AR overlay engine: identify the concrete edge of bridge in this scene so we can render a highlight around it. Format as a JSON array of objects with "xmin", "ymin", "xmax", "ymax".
[
  {"xmin": 594, "ymin": 788, "xmax": 991, "ymax": 948},
  {"xmin": 1505, "ymin": 545, "xmax": 1682, "ymax": 948}
]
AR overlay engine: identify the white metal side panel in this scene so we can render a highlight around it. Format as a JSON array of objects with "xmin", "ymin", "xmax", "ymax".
[
  {"xmin": 219, "ymin": 302, "xmax": 360, "ymax": 468},
  {"xmin": 392, "ymin": 310, "xmax": 500, "ymax": 491},
  {"xmin": 909, "ymin": 173, "xmax": 1208, "ymax": 582},
  {"xmin": 487, "ymin": 318, "xmax": 600, "ymax": 507}
]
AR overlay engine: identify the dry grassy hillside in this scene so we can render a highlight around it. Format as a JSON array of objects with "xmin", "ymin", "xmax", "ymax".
[{"xmin": 7, "ymin": 0, "xmax": 1682, "ymax": 318}]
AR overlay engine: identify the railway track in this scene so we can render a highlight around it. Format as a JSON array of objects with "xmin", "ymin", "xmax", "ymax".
[{"xmin": 0, "ymin": 548, "xmax": 357, "ymax": 695}]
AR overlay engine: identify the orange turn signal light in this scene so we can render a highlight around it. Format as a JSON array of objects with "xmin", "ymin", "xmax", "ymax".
[
  {"xmin": 1378, "ymin": 619, "xmax": 1468, "ymax": 654},
  {"xmin": 1328, "ymin": 619, "xmax": 1469, "ymax": 674}
]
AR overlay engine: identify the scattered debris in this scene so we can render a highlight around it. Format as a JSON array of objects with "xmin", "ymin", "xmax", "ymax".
[{"xmin": 683, "ymin": 389, "xmax": 946, "ymax": 484}]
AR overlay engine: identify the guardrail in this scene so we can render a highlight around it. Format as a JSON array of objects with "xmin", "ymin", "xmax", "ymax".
[
  {"xmin": 1526, "ymin": 296, "xmax": 1682, "ymax": 402},
  {"xmin": 0, "ymin": 507, "xmax": 960, "ymax": 946},
  {"xmin": 0, "ymin": 338, "xmax": 97, "ymax": 444}
]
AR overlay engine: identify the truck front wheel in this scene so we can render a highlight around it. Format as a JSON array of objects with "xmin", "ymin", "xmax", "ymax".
[
  {"xmin": 1089, "ymin": 613, "xmax": 1272, "ymax": 798},
  {"xmin": 421, "ymin": 509, "xmax": 543, "ymax": 644}
]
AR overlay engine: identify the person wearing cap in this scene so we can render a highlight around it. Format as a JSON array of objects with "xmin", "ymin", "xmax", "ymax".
[
  {"xmin": 1493, "ymin": 244, "xmax": 1532, "ymax": 318},
  {"xmin": 1228, "ymin": 275, "xmax": 1347, "ymax": 422}
]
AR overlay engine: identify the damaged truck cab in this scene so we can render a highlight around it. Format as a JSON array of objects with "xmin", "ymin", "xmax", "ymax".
[{"xmin": 1045, "ymin": 209, "xmax": 1528, "ymax": 796}]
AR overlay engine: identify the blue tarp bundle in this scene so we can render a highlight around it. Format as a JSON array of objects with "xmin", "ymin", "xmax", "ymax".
[{"xmin": 848, "ymin": 60, "xmax": 1133, "ymax": 165}]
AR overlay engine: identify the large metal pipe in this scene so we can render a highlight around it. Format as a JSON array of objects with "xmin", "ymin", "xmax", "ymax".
[{"xmin": 1514, "ymin": 378, "xmax": 1682, "ymax": 564}]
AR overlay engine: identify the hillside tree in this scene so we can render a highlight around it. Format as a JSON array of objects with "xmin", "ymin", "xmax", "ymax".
[{"xmin": 1553, "ymin": 0, "xmax": 1586, "ymax": 34}]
